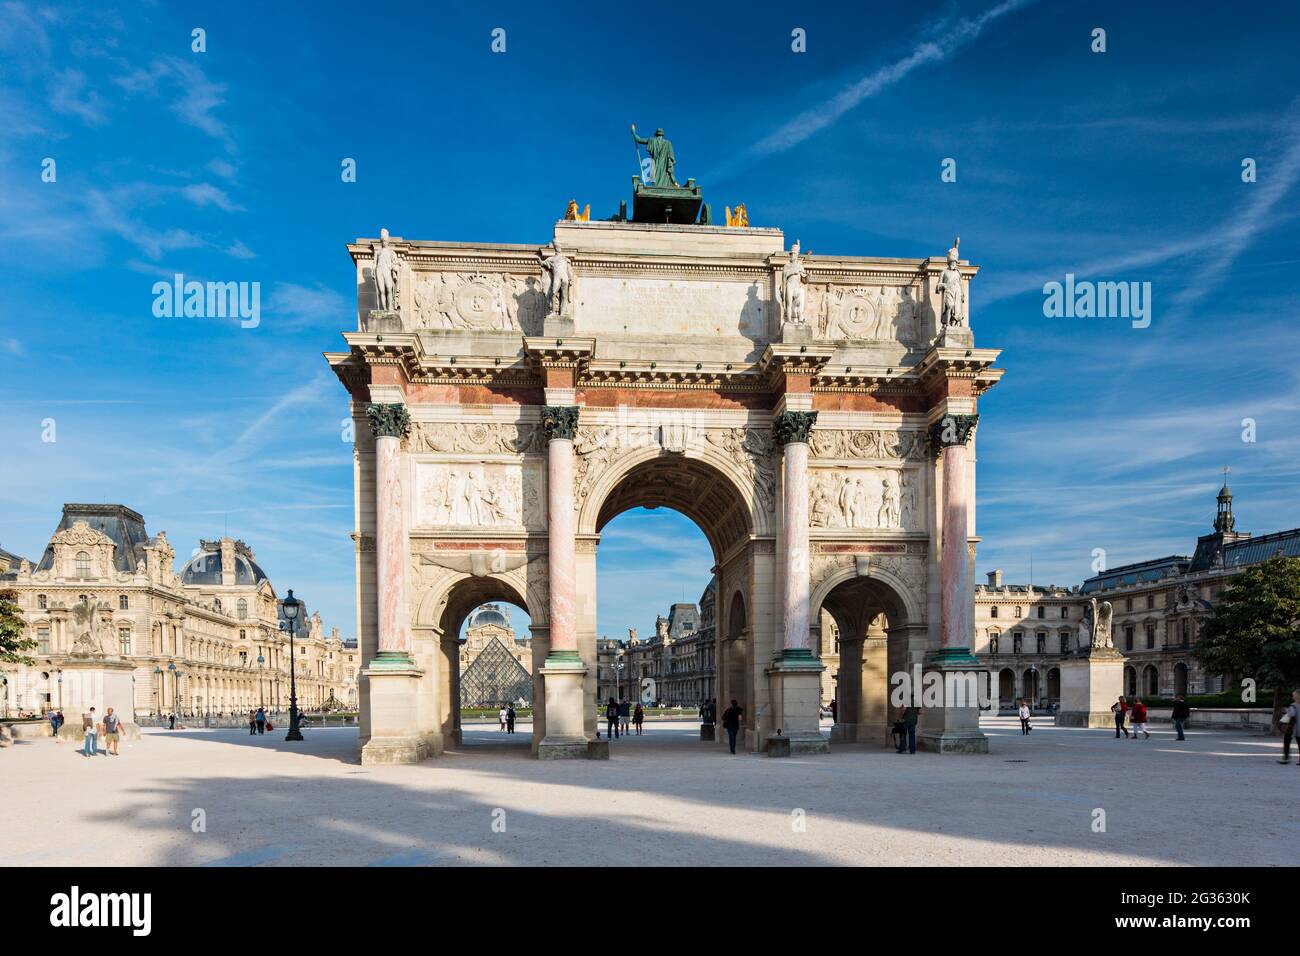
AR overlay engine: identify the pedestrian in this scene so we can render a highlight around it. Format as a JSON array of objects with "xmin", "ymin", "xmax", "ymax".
[
  {"xmin": 830, "ymin": 698, "xmax": 837, "ymax": 723},
  {"xmin": 255, "ymin": 706, "xmax": 266, "ymax": 734},
  {"xmin": 102, "ymin": 707, "xmax": 122, "ymax": 756},
  {"xmin": 1111, "ymin": 696, "xmax": 1130, "ymax": 738},
  {"xmin": 82, "ymin": 707, "xmax": 98, "ymax": 757},
  {"xmin": 619, "ymin": 697, "xmax": 631, "ymax": 736},
  {"xmin": 249, "ymin": 709, "xmax": 258, "ymax": 735},
  {"xmin": 896, "ymin": 705, "xmax": 919, "ymax": 754},
  {"xmin": 605, "ymin": 697, "xmax": 620, "ymax": 740},
  {"xmin": 168, "ymin": 712, "xmax": 176, "ymax": 730},
  {"xmin": 721, "ymin": 699, "xmax": 743, "ymax": 754},
  {"xmin": 506, "ymin": 704, "xmax": 516, "ymax": 734},
  {"xmin": 1171, "ymin": 695, "xmax": 1191, "ymax": 741},
  {"xmin": 56, "ymin": 710, "xmax": 64, "ymax": 731},
  {"xmin": 1278, "ymin": 690, "xmax": 1299, "ymax": 765},
  {"xmin": 1131, "ymin": 698, "xmax": 1150, "ymax": 739},
  {"xmin": 1018, "ymin": 698, "xmax": 1032, "ymax": 734},
  {"xmin": 49, "ymin": 709, "xmax": 59, "ymax": 736},
  {"xmin": 633, "ymin": 702, "xmax": 644, "ymax": 735},
  {"xmin": 498, "ymin": 705, "xmax": 508, "ymax": 732}
]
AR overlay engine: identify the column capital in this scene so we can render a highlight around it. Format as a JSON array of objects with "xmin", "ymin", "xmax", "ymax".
[
  {"xmin": 928, "ymin": 413, "xmax": 978, "ymax": 450},
  {"xmin": 365, "ymin": 402, "xmax": 411, "ymax": 439},
  {"xmin": 773, "ymin": 410, "xmax": 818, "ymax": 446},
  {"xmin": 541, "ymin": 405, "xmax": 580, "ymax": 442}
]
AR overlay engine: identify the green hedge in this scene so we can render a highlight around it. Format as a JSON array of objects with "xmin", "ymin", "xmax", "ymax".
[{"xmin": 1143, "ymin": 691, "xmax": 1278, "ymax": 709}]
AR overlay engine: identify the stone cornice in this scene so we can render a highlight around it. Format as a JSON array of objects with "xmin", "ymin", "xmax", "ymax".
[
  {"xmin": 915, "ymin": 345, "xmax": 1004, "ymax": 395},
  {"xmin": 758, "ymin": 343, "xmax": 835, "ymax": 384}
]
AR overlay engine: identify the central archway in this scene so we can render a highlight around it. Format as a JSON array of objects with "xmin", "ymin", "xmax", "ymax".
[{"xmin": 576, "ymin": 443, "xmax": 771, "ymax": 750}]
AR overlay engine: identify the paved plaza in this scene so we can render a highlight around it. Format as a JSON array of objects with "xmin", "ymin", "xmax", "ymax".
[{"xmin": 2, "ymin": 717, "xmax": 1293, "ymax": 867}]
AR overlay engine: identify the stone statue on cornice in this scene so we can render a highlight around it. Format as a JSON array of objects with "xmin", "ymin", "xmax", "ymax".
[
  {"xmin": 539, "ymin": 244, "xmax": 573, "ymax": 317},
  {"xmin": 372, "ymin": 227, "xmax": 400, "ymax": 313},
  {"xmin": 936, "ymin": 237, "xmax": 966, "ymax": 328},
  {"xmin": 782, "ymin": 240, "xmax": 807, "ymax": 325}
]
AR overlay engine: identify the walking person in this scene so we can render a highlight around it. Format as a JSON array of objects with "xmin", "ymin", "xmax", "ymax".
[
  {"xmin": 1279, "ymin": 690, "xmax": 1299, "ymax": 765},
  {"xmin": 1111, "ymin": 695, "xmax": 1130, "ymax": 738},
  {"xmin": 1131, "ymin": 698, "xmax": 1150, "ymax": 739},
  {"xmin": 82, "ymin": 707, "xmax": 98, "ymax": 757},
  {"xmin": 48, "ymin": 709, "xmax": 60, "ymax": 736},
  {"xmin": 255, "ymin": 707, "xmax": 266, "ymax": 735},
  {"xmin": 506, "ymin": 704, "xmax": 516, "ymax": 734},
  {"xmin": 633, "ymin": 702, "xmax": 644, "ymax": 735},
  {"xmin": 168, "ymin": 711, "xmax": 176, "ymax": 730},
  {"xmin": 721, "ymin": 699, "xmax": 743, "ymax": 754},
  {"xmin": 1018, "ymin": 698, "xmax": 1032, "ymax": 735},
  {"xmin": 249, "ymin": 709, "xmax": 258, "ymax": 735},
  {"xmin": 896, "ymin": 705, "xmax": 919, "ymax": 754},
  {"xmin": 498, "ymin": 705, "xmax": 508, "ymax": 732},
  {"xmin": 1170, "ymin": 695, "xmax": 1191, "ymax": 741},
  {"xmin": 102, "ymin": 707, "xmax": 123, "ymax": 756},
  {"xmin": 619, "ymin": 697, "xmax": 631, "ymax": 736},
  {"xmin": 605, "ymin": 697, "xmax": 620, "ymax": 740}
]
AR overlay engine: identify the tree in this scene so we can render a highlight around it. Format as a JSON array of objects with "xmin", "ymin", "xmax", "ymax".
[
  {"xmin": 1196, "ymin": 555, "xmax": 1300, "ymax": 731},
  {"xmin": 0, "ymin": 588, "xmax": 36, "ymax": 665}
]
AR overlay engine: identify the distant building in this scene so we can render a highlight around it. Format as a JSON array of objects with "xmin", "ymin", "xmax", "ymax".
[
  {"xmin": 974, "ymin": 482, "xmax": 1298, "ymax": 705},
  {"xmin": 0, "ymin": 503, "xmax": 358, "ymax": 719},
  {"xmin": 458, "ymin": 604, "xmax": 532, "ymax": 707},
  {"xmin": 597, "ymin": 579, "xmax": 717, "ymax": 706}
]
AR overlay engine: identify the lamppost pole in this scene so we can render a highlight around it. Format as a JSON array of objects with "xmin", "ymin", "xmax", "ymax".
[
  {"xmin": 282, "ymin": 590, "xmax": 304, "ymax": 741},
  {"xmin": 153, "ymin": 666, "xmax": 162, "ymax": 716},
  {"xmin": 257, "ymin": 653, "xmax": 265, "ymax": 709}
]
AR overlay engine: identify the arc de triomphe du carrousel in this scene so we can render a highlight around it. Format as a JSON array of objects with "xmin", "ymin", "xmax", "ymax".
[{"xmin": 326, "ymin": 128, "xmax": 1004, "ymax": 763}]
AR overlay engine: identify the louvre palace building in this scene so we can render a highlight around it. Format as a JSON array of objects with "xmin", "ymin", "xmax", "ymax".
[
  {"xmin": 972, "ymin": 482, "xmax": 1296, "ymax": 706},
  {"xmin": 0, "ymin": 503, "xmax": 360, "ymax": 722}
]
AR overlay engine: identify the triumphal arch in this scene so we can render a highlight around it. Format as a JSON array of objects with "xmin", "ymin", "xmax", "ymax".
[{"xmin": 327, "ymin": 140, "xmax": 1003, "ymax": 764}]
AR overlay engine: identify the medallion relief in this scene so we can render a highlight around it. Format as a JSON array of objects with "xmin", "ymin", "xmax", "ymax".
[
  {"xmin": 810, "ymin": 284, "xmax": 921, "ymax": 344},
  {"xmin": 410, "ymin": 271, "xmax": 547, "ymax": 334}
]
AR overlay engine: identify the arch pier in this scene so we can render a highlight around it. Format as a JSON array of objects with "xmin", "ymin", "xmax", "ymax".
[{"xmin": 327, "ymin": 215, "xmax": 1004, "ymax": 763}]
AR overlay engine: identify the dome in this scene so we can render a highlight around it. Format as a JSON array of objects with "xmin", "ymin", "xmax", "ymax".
[
  {"xmin": 470, "ymin": 605, "xmax": 509, "ymax": 629},
  {"xmin": 180, "ymin": 550, "xmax": 269, "ymax": 586}
]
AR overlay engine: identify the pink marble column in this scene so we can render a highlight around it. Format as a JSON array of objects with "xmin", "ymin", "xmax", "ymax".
[
  {"xmin": 934, "ymin": 414, "xmax": 977, "ymax": 655},
  {"xmin": 775, "ymin": 411, "xmax": 817, "ymax": 658},
  {"xmin": 543, "ymin": 406, "xmax": 580, "ymax": 661},
  {"xmin": 368, "ymin": 403, "xmax": 413, "ymax": 664}
]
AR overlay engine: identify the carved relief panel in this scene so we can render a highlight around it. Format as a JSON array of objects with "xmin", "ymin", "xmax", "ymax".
[
  {"xmin": 409, "ymin": 271, "xmax": 547, "ymax": 335},
  {"xmin": 414, "ymin": 460, "xmax": 545, "ymax": 530},
  {"xmin": 810, "ymin": 467, "xmax": 923, "ymax": 532},
  {"xmin": 809, "ymin": 284, "xmax": 922, "ymax": 345}
]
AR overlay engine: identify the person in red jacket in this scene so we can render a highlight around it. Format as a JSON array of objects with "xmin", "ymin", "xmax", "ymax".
[{"xmin": 1130, "ymin": 698, "xmax": 1150, "ymax": 739}]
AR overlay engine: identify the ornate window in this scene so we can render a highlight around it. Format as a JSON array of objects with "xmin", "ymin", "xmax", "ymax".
[
  {"xmin": 119, "ymin": 594, "xmax": 129, "ymax": 610},
  {"xmin": 1061, "ymin": 606, "xmax": 1069, "ymax": 619},
  {"xmin": 119, "ymin": 628, "xmax": 132, "ymax": 655},
  {"xmin": 1146, "ymin": 594, "xmax": 1155, "ymax": 609},
  {"xmin": 36, "ymin": 626, "xmax": 51, "ymax": 654},
  {"xmin": 1125, "ymin": 597, "xmax": 1133, "ymax": 612},
  {"xmin": 1146, "ymin": 624, "xmax": 1156, "ymax": 649},
  {"xmin": 1124, "ymin": 625, "xmax": 1134, "ymax": 651},
  {"xmin": 1036, "ymin": 632, "xmax": 1046, "ymax": 654},
  {"xmin": 1036, "ymin": 606, "xmax": 1045, "ymax": 619},
  {"xmin": 237, "ymin": 598, "xmax": 248, "ymax": 620},
  {"xmin": 989, "ymin": 632, "xmax": 999, "ymax": 656},
  {"xmin": 37, "ymin": 594, "xmax": 47, "ymax": 610},
  {"xmin": 75, "ymin": 551, "xmax": 91, "ymax": 577}
]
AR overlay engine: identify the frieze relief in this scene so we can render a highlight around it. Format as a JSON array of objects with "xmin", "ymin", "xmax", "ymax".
[
  {"xmin": 409, "ymin": 271, "xmax": 547, "ymax": 335},
  {"xmin": 408, "ymin": 421, "xmax": 545, "ymax": 456},
  {"xmin": 809, "ymin": 429, "xmax": 928, "ymax": 462},
  {"xmin": 414, "ymin": 461, "xmax": 544, "ymax": 530},
  {"xmin": 702, "ymin": 427, "xmax": 777, "ymax": 513},
  {"xmin": 810, "ymin": 467, "xmax": 922, "ymax": 531},
  {"xmin": 810, "ymin": 284, "xmax": 922, "ymax": 344}
]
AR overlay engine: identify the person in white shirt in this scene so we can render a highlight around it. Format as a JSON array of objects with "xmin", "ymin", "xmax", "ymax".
[
  {"xmin": 1018, "ymin": 699, "xmax": 1032, "ymax": 735},
  {"xmin": 498, "ymin": 706, "xmax": 508, "ymax": 732}
]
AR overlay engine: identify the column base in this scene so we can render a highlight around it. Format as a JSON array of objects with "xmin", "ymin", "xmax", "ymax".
[
  {"xmin": 537, "ymin": 658, "xmax": 588, "ymax": 760},
  {"xmin": 1056, "ymin": 710, "xmax": 1117, "ymax": 728},
  {"xmin": 764, "ymin": 656, "xmax": 828, "ymax": 756},
  {"xmin": 915, "ymin": 650, "xmax": 990, "ymax": 754},
  {"xmin": 700, "ymin": 723, "xmax": 715, "ymax": 741},
  {"xmin": 360, "ymin": 664, "xmax": 427, "ymax": 764},
  {"xmin": 917, "ymin": 729, "xmax": 990, "ymax": 754}
]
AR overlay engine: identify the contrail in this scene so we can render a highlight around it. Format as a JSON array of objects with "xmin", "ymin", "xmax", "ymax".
[{"xmin": 710, "ymin": 0, "xmax": 1037, "ymax": 181}]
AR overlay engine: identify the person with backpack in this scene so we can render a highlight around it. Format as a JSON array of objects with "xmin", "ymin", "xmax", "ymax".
[
  {"xmin": 506, "ymin": 704, "xmax": 516, "ymax": 734},
  {"xmin": 1130, "ymin": 698, "xmax": 1150, "ymax": 739},
  {"xmin": 255, "ymin": 706, "xmax": 267, "ymax": 735},
  {"xmin": 1111, "ymin": 696, "xmax": 1130, "ymax": 739},
  {"xmin": 605, "ymin": 697, "xmax": 620, "ymax": 740}
]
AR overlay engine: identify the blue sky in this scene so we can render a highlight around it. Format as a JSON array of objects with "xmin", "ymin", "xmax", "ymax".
[{"xmin": 3, "ymin": 0, "xmax": 1299, "ymax": 641}]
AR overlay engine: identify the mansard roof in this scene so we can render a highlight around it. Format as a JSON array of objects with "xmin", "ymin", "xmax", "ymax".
[
  {"xmin": 36, "ymin": 503, "xmax": 150, "ymax": 574},
  {"xmin": 1080, "ymin": 556, "xmax": 1190, "ymax": 594},
  {"xmin": 179, "ymin": 549, "xmax": 270, "ymax": 587},
  {"xmin": 1222, "ymin": 528, "xmax": 1300, "ymax": 567}
]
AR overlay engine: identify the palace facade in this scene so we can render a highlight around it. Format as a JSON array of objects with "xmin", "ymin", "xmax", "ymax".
[
  {"xmin": 0, "ymin": 503, "xmax": 359, "ymax": 720},
  {"xmin": 458, "ymin": 603, "xmax": 532, "ymax": 706},
  {"xmin": 973, "ymin": 483, "xmax": 1295, "ymax": 706}
]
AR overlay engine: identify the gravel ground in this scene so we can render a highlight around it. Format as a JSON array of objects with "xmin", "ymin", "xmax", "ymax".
[{"xmin": 2, "ymin": 716, "xmax": 1293, "ymax": 866}]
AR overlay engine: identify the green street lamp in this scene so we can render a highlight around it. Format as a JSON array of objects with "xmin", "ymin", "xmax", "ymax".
[
  {"xmin": 257, "ymin": 653, "xmax": 265, "ymax": 709},
  {"xmin": 282, "ymin": 590, "xmax": 304, "ymax": 741}
]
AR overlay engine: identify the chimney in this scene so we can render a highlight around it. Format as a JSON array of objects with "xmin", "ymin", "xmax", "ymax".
[
  {"xmin": 219, "ymin": 537, "xmax": 236, "ymax": 587},
  {"xmin": 987, "ymin": 569, "xmax": 1003, "ymax": 588}
]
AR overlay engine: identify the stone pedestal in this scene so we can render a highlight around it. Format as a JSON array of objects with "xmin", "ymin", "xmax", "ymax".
[
  {"xmin": 360, "ymin": 666, "xmax": 430, "ymax": 764},
  {"xmin": 364, "ymin": 309, "xmax": 403, "ymax": 333},
  {"xmin": 936, "ymin": 326, "xmax": 974, "ymax": 349},
  {"xmin": 538, "ymin": 663, "xmax": 589, "ymax": 760},
  {"xmin": 58, "ymin": 658, "xmax": 139, "ymax": 738},
  {"xmin": 765, "ymin": 657, "xmax": 829, "ymax": 755},
  {"xmin": 917, "ymin": 653, "xmax": 991, "ymax": 753},
  {"xmin": 1057, "ymin": 650, "xmax": 1125, "ymax": 727},
  {"xmin": 542, "ymin": 314, "xmax": 574, "ymax": 337},
  {"xmin": 780, "ymin": 321, "xmax": 813, "ymax": 344}
]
